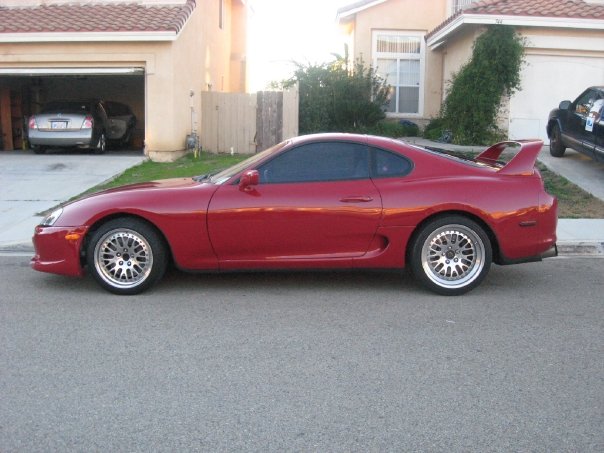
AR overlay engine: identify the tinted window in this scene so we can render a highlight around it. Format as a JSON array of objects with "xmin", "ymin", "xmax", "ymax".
[
  {"xmin": 41, "ymin": 101, "xmax": 91, "ymax": 114},
  {"xmin": 574, "ymin": 90, "xmax": 602, "ymax": 116},
  {"xmin": 258, "ymin": 142, "xmax": 369, "ymax": 184},
  {"xmin": 372, "ymin": 148, "xmax": 412, "ymax": 178}
]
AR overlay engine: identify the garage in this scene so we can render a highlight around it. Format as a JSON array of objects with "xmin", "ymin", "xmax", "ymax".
[
  {"xmin": 0, "ymin": 67, "xmax": 145, "ymax": 152},
  {"xmin": 508, "ymin": 53, "xmax": 604, "ymax": 141}
]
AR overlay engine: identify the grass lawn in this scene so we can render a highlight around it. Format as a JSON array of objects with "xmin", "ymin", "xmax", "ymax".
[{"xmin": 86, "ymin": 151, "xmax": 604, "ymax": 219}]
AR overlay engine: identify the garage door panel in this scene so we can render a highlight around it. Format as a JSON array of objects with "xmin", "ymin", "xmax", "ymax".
[{"xmin": 509, "ymin": 55, "xmax": 604, "ymax": 141}]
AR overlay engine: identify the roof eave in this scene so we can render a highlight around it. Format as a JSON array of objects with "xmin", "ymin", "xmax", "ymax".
[
  {"xmin": 427, "ymin": 14, "xmax": 604, "ymax": 49},
  {"xmin": 336, "ymin": 0, "xmax": 388, "ymax": 22},
  {"xmin": 0, "ymin": 31, "xmax": 180, "ymax": 43}
]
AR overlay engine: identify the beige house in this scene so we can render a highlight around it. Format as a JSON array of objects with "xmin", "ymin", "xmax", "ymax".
[
  {"xmin": 0, "ymin": 0, "xmax": 249, "ymax": 161},
  {"xmin": 338, "ymin": 0, "xmax": 604, "ymax": 141}
]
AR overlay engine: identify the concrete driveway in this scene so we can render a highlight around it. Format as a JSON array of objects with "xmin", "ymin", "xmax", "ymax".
[
  {"xmin": 0, "ymin": 150, "xmax": 145, "ymax": 250},
  {"xmin": 538, "ymin": 146, "xmax": 604, "ymax": 201}
]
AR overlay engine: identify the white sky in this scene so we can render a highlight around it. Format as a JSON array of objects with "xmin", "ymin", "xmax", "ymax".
[{"xmin": 248, "ymin": 0, "xmax": 352, "ymax": 91}]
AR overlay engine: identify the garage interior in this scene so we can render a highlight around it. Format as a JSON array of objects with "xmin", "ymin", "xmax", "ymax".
[{"xmin": 0, "ymin": 69, "xmax": 145, "ymax": 152}]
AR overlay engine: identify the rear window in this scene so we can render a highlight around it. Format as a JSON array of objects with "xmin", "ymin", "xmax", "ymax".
[{"xmin": 41, "ymin": 101, "xmax": 91, "ymax": 114}]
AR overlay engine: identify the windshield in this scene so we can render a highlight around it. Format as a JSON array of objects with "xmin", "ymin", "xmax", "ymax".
[{"xmin": 209, "ymin": 141, "xmax": 289, "ymax": 184}]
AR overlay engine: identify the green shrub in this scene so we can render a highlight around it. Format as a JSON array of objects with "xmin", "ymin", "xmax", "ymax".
[
  {"xmin": 280, "ymin": 55, "xmax": 390, "ymax": 134},
  {"xmin": 438, "ymin": 26, "xmax": 525, "ymax": 145},
  {"xmin": 362, "ymin": 120, "xmax": 419, "ymax": 138},
  {"xmin": 423, "ymin": 118, "xmax": 448, "ymax": 141}
]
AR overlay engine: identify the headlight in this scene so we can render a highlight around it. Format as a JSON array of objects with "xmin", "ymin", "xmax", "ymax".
[{"xmin": 40, "ymin": 207, "xmax": 63, "ymax": 227}]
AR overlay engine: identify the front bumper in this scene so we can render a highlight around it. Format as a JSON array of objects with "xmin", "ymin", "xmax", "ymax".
[{"xmin": 31, "ymin": 225, "xmax": 89, "ymax": 277}]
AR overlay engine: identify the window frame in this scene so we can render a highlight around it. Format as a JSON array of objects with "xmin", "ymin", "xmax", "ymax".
[{"xmin": 372, "ymin": 30, "xmax": 426, "ymax": 118}]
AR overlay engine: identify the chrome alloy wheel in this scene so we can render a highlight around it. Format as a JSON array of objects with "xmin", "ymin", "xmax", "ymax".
[
  {"xmin": 93, "ymin": 228, "xmax": 154, "ymax": 289},
  {"xmin": 421, "ymin": 224, "xmax": 486, "ymax": 290}
]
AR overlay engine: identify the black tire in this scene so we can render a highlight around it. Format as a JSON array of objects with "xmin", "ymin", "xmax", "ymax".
[
  {"xmin": 94, "ymin": 132, "xmax": 106, "ymax": 154},
  {"xmin": 409, "ymin": 215, "xmax": 492, "ymax": 296},
  {"xmin": 32, "ymin": 146, "xmax": 46, "ymax": 155},
  {"xmin": 86, "ymin": 218, "xmax": 168, "ymax": 295},
  {"xmin": 549, "ymin": 124, "xmax": 566, "ymax": 157}
]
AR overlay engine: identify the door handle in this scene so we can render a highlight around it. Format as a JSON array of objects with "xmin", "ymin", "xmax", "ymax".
[{"xmin": 340, "ymin": 196, "xmax": 373, "ymax": 203}]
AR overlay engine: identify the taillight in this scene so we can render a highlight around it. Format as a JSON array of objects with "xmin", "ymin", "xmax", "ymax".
[
  {"xmin": 28, "ymin": 117, "xmax": 38, "ymax": 130},
  {"xmin": 83, "ymin": 116, "xmax": 93, "ymax": 129}
]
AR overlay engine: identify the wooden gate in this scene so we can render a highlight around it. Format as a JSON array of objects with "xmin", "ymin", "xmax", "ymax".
[{"xmin": 200, "ymin": 86, "xmax": 298, "ymax": 154}]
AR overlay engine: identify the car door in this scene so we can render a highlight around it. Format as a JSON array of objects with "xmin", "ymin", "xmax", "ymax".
[
  {"xmin": 207, "ymin": 141, "xmax": 382, "ymax": 267},
  {"xmin": 595, "ymin": 117, "xmax": 604, "ymax": 163},
  {"xmin": 583, "ymin": 93, "xmax": 604, "ymax": 162},
  {"xmin": 567, "ymin": 89, "xmax": 598, "ymax": 158}
]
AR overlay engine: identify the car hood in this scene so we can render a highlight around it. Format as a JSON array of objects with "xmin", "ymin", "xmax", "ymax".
[
  {"xmin": 55, "ymin": 177, "xmax": 217, "ymax": 227},
  {"xmin": 92, "ymin": 177, "xmax": 202, "ymax": 196}
]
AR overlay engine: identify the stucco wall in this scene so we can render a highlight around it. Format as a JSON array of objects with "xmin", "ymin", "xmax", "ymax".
[{"xmin": 347, "ymin": 0, "xmax": 449, "ymax": 122}]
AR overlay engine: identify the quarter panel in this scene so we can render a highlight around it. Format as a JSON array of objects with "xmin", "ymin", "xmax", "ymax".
[{"xmin": 374, "ymin": 174, "xmax": 554, "ymax": 260}]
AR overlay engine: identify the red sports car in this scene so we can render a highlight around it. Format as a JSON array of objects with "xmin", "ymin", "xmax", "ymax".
[{"xmin": 31, "ymin": 133, "xmax": 557, "ymax": 296}]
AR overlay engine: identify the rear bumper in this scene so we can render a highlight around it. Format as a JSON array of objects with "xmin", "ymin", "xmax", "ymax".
[
  {"xmin": 541, "ymin": 244, "xmax": 558, "ymax": 259},
  {"xmin": 29, "ymin": 130, "xmax": 94, "ymax": 148},
  {"xmin": 499, "ymin": 243, "xmax": 558, "ymax": 265}
]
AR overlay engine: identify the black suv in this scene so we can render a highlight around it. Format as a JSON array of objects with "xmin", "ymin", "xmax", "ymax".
[{"xmin": 546, "ymin": 86, "xmax": 604, "ymax": 163}]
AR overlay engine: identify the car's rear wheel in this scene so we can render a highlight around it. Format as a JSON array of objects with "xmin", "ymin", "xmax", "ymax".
[
  {"xmin": 410, "ymin": 216, "xmax": 492, "ymax": 296},
  {"xmin": 32, "ymin": 146, "xmax": 46, "ymax": 155},
  {"xmin": 94, "ymin": 133, "xmax": 106, "ymax": 154},
  {"xmin": 549, "ymin": 124, "xmax": 566, "ymax": 157},
  {"xmin": 87, "ymin": 218, "xmax": 167, "ymax": 295}
]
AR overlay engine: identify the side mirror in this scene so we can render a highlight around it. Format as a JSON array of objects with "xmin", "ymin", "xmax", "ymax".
[
  {"xmin": 239, "ymin": 170, "xmax": 259, "ymax": 191},
  {"xmin": 559, "ymin": 100, "xmax": 571, "ymax": 110}
]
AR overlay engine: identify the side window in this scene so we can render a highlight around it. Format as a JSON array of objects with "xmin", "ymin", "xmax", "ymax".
[
  {"xmin": 257, "ymin": 142, "xmax": 369, "ymax": 184},
  {"xmin": 574, "ymin": 90, "xmax": 597, "ymax": 116},
  {"xmin": 372, "ymin": 148, "xmax": 412, "ymax": 178}
]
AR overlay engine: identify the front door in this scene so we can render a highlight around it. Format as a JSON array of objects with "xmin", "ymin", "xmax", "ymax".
[{"xmin": 207, "ymin": 141, "xmax": 382, "ymax": 267}]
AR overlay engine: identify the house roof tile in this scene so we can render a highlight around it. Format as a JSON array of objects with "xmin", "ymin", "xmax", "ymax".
[
  {"xmin": 427, "ymin": 0, "xmax": 604, "ymax": 40},
  {"xmin": 0, "ymin": 0, "xmax": 196, "ymax": 35},
  {"xmin": 465, "ymin": 0, "xmax": 604, "ymax": 19}
]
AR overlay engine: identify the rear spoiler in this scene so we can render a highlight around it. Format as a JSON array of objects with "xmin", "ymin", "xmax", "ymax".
[{"xmin": 476, "ymin": 140, "xmax": 543, "ymax": 176}]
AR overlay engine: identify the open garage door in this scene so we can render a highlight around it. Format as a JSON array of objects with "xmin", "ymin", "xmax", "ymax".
[
  {"xmin": 509, "ymin": 54, "xmax": 604, "ymax": 141},
  {"xmin": 0, "ymin": 67, "xmax": 144, "ymax": 152}
]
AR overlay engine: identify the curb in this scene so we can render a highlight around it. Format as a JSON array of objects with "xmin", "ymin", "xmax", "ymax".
[
  {"xmin": 556, "ymin": 241, "xmax": 604, "ymax": 257},
  {"xmin": 0, "ymin": 242, "xmax": 35, "ymax": 254}
]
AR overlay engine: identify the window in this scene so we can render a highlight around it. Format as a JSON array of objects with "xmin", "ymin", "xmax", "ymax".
[
  {"xmin": 372, "ymin": 148, "xmax": 413, "ymax": 178},
  {"xmin": 373, "ymin": 31, "xmax": 424, "ymax": 115},
  {"xmin": 451, "ymin": 0, "xmax": 476, "ymax": 15},
  {"xmin": 258, "ymin": 142, "xmax": 369, "ymax": 184},
  {"xmin": 574, "ymin": 89, "xmax": 602, "ymax": 116}
]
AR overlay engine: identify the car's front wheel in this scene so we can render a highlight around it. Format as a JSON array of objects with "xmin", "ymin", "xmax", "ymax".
[
  {"xmin": 549, "ymin": 124, "xmax": 566, "ymax": 157},
  {"xmin": 410, "ymin": 216, "xmax": 492, "ymax": 296},
  {"xmin": 86, "ymin": 218, "xmax": 168, "ymax": 295}
]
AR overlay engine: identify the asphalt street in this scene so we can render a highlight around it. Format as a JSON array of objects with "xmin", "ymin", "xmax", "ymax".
[{"xmin": 1, "ymin": 254, "xmax": 602, "ymax": 452}]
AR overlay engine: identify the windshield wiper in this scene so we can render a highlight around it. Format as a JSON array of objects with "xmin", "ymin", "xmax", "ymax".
[{"xmin": 192, "ymin": 169, "xmax": 223, "ymax": 182}]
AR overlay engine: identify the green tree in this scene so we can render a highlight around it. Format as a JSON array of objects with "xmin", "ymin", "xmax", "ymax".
[
  {"xmin": 281, "ymin": 55, "xmax": 390, "ymax": 134},
  {"xmin": 438, "ymin": 25, "xmax": 525, "ymax": 145}
]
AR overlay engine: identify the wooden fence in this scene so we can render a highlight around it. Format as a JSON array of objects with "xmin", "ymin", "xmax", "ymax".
[{"xmin": 200, "ymin": 86, "xmax": 298, "ymax": 154}]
